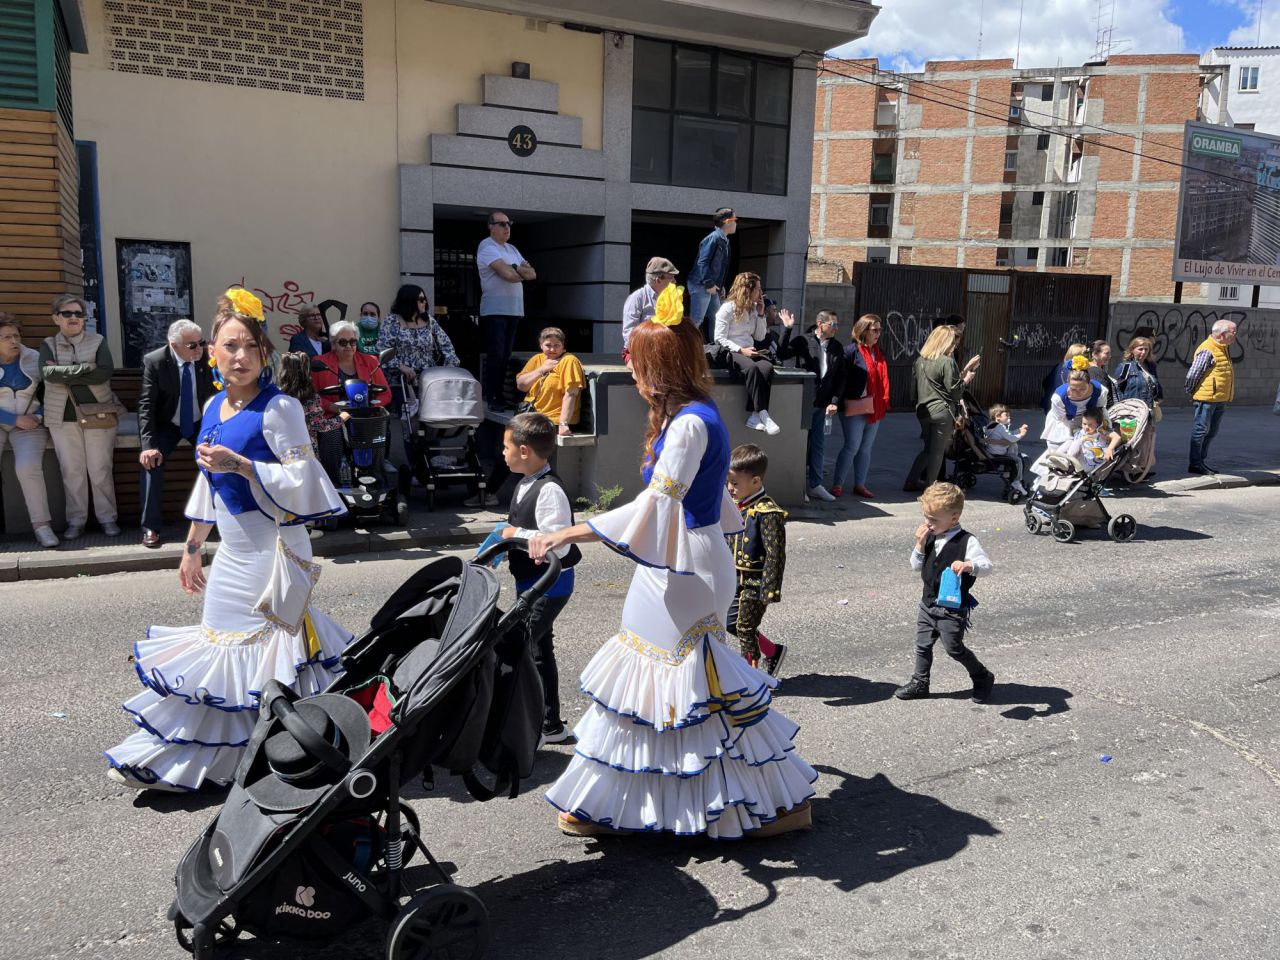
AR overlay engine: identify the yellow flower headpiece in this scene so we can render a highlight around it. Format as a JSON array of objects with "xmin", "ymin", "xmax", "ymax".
[
  {"xmin": 650, "ymin": 284, "xmax": 684, "ymax": 328},
  {"xmin": 224, "ymin": 287, "xmax": 264, "ymax": 322},
  {"xmin": 1070, "ymin": 355, "xmax": 1090, "ymax": 371}
]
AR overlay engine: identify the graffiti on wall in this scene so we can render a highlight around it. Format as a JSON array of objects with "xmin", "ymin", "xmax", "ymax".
[
  {"xmin": 225, "ymin": 278, "xmax": 349, "ymax": 342},
  {"xmin": 1007, "ymin": 322, "xmax": 1092, "ymax": 353},
  {"xmin": 1111, "ymin": 306, "xmax": 1264, "ymax": 367},
  {"xmin": 880, "ymin": 309, "xmax": 942, "ymax": 361}
]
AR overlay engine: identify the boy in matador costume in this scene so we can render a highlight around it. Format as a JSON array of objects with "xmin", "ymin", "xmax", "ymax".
[{"xmin": 725, "ymin": 443, "xmax": 788, "ymax": 674}]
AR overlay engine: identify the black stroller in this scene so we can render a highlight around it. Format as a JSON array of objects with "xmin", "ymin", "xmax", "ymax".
[
  {"xmin": 946, "ymin": 391, "xmax": 1029, "ymax": 504},
  {"xmin": 169, "ymin": 541, "xmax": 560, "ymax": 959}
]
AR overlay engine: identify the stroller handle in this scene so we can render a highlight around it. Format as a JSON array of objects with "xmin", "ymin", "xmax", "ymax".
[{"xmin": 474, "ymin": 537, "xmax": 563, "ymax": 632}]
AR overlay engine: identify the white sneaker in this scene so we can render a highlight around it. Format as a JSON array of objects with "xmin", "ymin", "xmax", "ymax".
[
  {"xmin": 63, "ymin": 524, "xmax": 84, "ymax": 540},
  {"xmin": 758, "ymin": 410, "xmax": 781, "ymax": 436},
  {"xmin": 33, "ymin": 526, "xmax": 59, "ymax": 548},
  {"xmin": 806, "ymin": 485, "xmax": 836, "ymax": 501},
  {"xmin": 106, "ymin": 766, "xmax": 186, "ymax": 793},
  {"xmin": 101, "ymin": 521, "xmax": 121, "ymax": 537},
  {"xmin": 746, "ymin": 412, "xmax": 764, "ymax": 431},
  {"xmin": 1012, "ymin": 481, "xmax": 1028, "ymax": 495}
]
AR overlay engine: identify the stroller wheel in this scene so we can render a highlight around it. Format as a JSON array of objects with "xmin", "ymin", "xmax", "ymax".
[
  {"xmin": 1108, "ymin": 514, "xmax": 1138, "ymax": 542},
  {"xmin": 1006, "ymin": 487, "xmax": 1026, "ymax": 505},
  {"xmin": 395, "ymin": 495, "xmax": 409, "ymax": 526},
  {"xmin": 1024, "ymin": 511, "xmax": 1043, "ymax": 535},
  {"xmin": 1051, "ymin": 519, "xmax": 1076, "ymax": 544},
  {"xmin": 952, "ymin": 471, "xmax": 977, "ymax": 491},
  {"xmin": 386, "ymin": 885, "xmax": 489, "ymax": 960},
  {"xmin": 171, "ymin": 906, "xmax": 241, "ymax": 955}
]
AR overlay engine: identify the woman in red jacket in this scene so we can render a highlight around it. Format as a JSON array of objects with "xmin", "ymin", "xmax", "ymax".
[
  {"xmin": 834, "ymin": 314, "xmax": 890, "ymax": 498},
  {"xmin": 310, "ymin": 320, "xmax": 391, "ymax": 420}
]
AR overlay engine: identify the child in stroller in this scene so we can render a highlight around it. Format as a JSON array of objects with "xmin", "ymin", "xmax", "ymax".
[
  {"xmin": 1023, "ymin": 400, "xmax": 1149, "ymax": 544},
  {"xmin": 946, "ymin": 392, "xmax": 1030, "ymax": 503}
]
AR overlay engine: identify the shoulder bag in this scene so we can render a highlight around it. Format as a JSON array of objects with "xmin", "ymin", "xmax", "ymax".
[{"xmin": 72, "ymin": 395, "xmax": 127, "ymax": 430}]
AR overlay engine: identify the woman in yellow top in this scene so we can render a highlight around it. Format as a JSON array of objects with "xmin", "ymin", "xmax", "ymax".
[{"xmin": 515, "ymin": 326, "xmax": 585, "ymax": 436}]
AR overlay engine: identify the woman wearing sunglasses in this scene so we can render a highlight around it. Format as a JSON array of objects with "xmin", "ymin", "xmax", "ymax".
[
  {"xmin": 311, "ymin": 320, "xmax": 391, "ymax": 420},
  {"xmin": 38, "ymin": 294, "xmax": 123, "ymax": 540}
]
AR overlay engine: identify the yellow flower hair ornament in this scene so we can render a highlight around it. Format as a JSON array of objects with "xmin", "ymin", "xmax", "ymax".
[
  {"xmin": 225, "ymin": 287, "xmax": 265, "ymax": 322},
  {"xmin": 1070, "ymin": 355, "xmax": 1090, "ymax": 371},
  {"xmin": 650, "ymin": 283, "xmax": 685, "ymax": 328}
]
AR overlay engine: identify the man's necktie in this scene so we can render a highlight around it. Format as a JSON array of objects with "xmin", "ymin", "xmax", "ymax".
[{"xmin": 179, "ymin": 361, "xmax": 195, "ymax": 438}]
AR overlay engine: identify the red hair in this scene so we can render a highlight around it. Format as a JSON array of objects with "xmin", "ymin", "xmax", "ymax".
[{"xmin": 627, "ymin": 317, "xmax": 714, "ymax": 469}]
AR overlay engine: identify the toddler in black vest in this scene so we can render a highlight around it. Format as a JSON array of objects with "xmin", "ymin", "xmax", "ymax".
[
  {"xmin": 498, "ymin": 413, "xmax": 581, "ymax": 744},
  {"xmin": 893, "ymin": 482, "xmax": 996, "ymax": 703}
]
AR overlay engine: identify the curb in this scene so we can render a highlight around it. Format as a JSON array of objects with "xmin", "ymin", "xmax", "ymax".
[
  {"xmin": 1, "ymin": 522, "xmax": 492, "ymax": 583},
  {"xmin": 1150, "ymin": 469, "xmax": 1280, "ymax": 494}
]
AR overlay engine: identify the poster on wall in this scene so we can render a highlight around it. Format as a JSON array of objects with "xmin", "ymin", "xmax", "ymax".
[{"xmin": 117, "ymin": 239, "xmax": 193, "ymax": 367}]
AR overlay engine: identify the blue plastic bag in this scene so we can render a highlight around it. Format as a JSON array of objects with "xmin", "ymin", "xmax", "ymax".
[
  {"xmin": 936, "ymin": 567, "xmax": 964, "ymax": 609},
  {"xmin": 475, "ymin": 522, "xmax": 509, "ymax": 568}
]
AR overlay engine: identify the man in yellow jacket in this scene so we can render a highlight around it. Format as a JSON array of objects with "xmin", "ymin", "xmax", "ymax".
[{"xmin": 1185, "ymin": 319, "xmax": 1238, "ymax": 474}]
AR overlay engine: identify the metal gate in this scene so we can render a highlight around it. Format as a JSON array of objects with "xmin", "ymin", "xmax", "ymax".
[{"xmin": 964, "ymin": 273, "xmax": 1012, "ymax": 408}]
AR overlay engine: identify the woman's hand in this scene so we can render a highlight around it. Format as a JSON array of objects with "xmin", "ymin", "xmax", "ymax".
[
  {"xmin": 740, "ymin": 346, "xmax": 758, "ymax": 359},
  {"xmin": 14, "ymin": 414, "xmax": 40, "ymax": 431},
  {"xmin": 779, "ymin": 309, "xmax": 796, "ymax": 329},
  {"xmin": 540, "ymin": 357, "xmax": 561, "ymax": 376},
  {"xmin": 528, "ymin": 530, "xmax": 566, "ymax": 563},
  {"xmin": 178, "ymin": 545, "xmax": 207, "ymax": 595},
  {"xmin": 962, "ymin": 369, "xmax": 975, "ymax": 384},
  {"xmin": 825, "ymin": 403, "xmax": 838, "ymax": 416},
  {"xmin": 558, "ymin": 423, "xmax": 572, "ymax": 436},
  {"xmin": 197, "ymin": 443, "xmax": 250, "ymax": 476},
  {"xmin": 399, "ymin": 364, "xmax": 417, "ymax": 380}
]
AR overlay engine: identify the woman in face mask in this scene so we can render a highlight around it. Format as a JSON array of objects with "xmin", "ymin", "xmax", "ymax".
[{"xmin": 356, "ymin": 301, "xmax": 380, "ymax": 355}]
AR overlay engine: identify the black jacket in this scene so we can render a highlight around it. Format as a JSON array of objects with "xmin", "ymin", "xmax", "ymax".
[
  {"xmin": 778, "ymin": 327, "xmax": 845, "ymax": 407},
  {"xmin": 288, "ymin": 330, "xmax": 330, "ymax": 357},
  {"xmin": 138, "ymin": 344, "xmax": 216, "ymax": 448}
]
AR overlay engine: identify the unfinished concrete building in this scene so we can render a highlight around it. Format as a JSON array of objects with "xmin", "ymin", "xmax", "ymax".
[{"xmin": 810, "ymin": 55, "xmax": 1228, "ymax": 300}]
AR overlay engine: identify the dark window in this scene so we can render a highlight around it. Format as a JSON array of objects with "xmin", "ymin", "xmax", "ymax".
[
  {"xmin": 999, "ymin": 204, "xmax": 1014, "ymax": 225},
  {"xmin": 870, "ymin": 201, "xmax": 891, "ymax": 226},
  {"xmin": 1032, "ymin": 191, "xmax": 1045, "ymax": 206},
  {"xmin": 1036, "ymin": 133, "xmax": 1050, "ymax": 150},
  {"xmin": 1040, "ymin": 83, "xmax": 1054, "ymax": 101},
  {"xmin": 995, "ymin": 247, "xmax": 1010, "ymax": 266},
  {"xmin": 871, "ymin": 152, "xmax": 895, "ymax": 183},
  {"xmin": 1025, "ymin": 247, "xmax": 1039, "ymax": 260},
  {"xmin": 631, "ymin": 38, "xmax": 791, "ymax": 195}
]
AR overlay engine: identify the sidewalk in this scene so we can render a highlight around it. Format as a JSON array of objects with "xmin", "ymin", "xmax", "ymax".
[{"xmin": 2, "ymin": 404, "xmax": 1276, "ymax": 580}]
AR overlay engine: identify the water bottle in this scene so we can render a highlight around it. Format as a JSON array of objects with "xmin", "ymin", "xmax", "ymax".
[
  {"xmin": 824, "ymin": 413, "xmax": 833, "ymax": 436},
  {"xmin": 339, "ymin": 459, "xmax": 353, "ymax": 488}
]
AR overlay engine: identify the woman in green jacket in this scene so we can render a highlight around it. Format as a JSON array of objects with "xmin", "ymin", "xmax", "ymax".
[{"xmin": 904, "ymin": 325, "xmax": 978, "ymax": 492}]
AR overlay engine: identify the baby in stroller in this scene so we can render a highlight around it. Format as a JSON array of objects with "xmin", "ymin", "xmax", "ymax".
[{"xmin": 947, "ymin": 393, "xmax": 1030, "ymax": 503}]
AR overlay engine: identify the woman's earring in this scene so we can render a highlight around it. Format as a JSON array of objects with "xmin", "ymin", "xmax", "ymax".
[
  {"xmin": 208, "ymin": 356, "xmax": 224, "ymax": 391},
  {"xmin": 258, "ymin": 366, "xmax": 273, "ymax": 388}
]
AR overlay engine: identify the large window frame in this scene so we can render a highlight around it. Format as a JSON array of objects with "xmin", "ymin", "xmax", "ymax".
[{"xmin": 632, "ymin": 37, "xmax": 791, "ymax": 196}]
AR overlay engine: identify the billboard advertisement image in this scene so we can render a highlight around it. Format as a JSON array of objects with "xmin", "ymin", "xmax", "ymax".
[{"xmin": 1173, "ymin": 120, "xmax": 1280, "ymax": 286}]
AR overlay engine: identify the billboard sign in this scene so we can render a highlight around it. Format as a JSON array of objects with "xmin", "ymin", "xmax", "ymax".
[{"xmin": 1173, "ymin": 120, "xmax": 1280, "ymax": 286}]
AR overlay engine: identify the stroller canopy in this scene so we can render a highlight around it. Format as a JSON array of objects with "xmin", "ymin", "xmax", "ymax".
[{"xmin": 416, "ymin": 367, "xmax": 484, "ymax": 426}]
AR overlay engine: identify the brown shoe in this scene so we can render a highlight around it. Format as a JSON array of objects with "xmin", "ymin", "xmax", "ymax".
[
  {"xmin": 558, "ymin": 813, "xmax": 620, "ymax": 837},
  {"xmin": 750, "ymin": 801, "xmax": 813, "ymax": 839},
  {"xmin": 853, "ymin": 485, "xmax": 875, "ymax": 499},
  {"xmin": 142, "ymin": 529, "xmax": 162, "ymax": 549}
]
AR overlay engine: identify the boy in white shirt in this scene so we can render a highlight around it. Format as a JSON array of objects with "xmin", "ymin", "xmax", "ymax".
[{"xmin": 983, "ymin": 403, "xmax": 1030, "ymax": 495}]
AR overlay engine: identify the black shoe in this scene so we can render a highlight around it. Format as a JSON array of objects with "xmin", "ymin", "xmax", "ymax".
[
  {"xmin": 971, "ymin": 670, "xmax": 995, "ymax": 703},
  {"xmin": 894, "ymin": 679, "xmax": 930, "ymax": 700},
  {"xmin": 762, "ymin": 642, "xmax": 788, "ymax": 679},
  {"xmin": 1188, "ymin": 464, "xmax": 1206, "ymax": 475}
]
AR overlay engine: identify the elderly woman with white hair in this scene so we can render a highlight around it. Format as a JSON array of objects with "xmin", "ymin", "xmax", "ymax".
[
  {"xmin": 0, "ymin": 312, "xmax": 58, "ymax": 547},
  {"xmin": 138, "ymin": 317, "xmax": 216, "ymax": 547},
  {"xmin": 310, "ymin": 319, "xmax": 391, "ymax": 420}
]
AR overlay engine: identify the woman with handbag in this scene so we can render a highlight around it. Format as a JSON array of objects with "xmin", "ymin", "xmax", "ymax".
[
  {"xmin": 834, "ymin": 314, "xmax": 891, "ymax": 499},
  {"xmin": 1113, "ymin": 335, "xmax": 1163, "ymax": 472},
  {"xmin": 105, "ymin": 289, "xmax": 352, "ymax": 793},
  {"xmin": 904, "ymin": 325, "xmax": 976, "ymax": 492},
  {"xmin": 39, "ymin": 295, "xmax": 124, "ymax": 540}
]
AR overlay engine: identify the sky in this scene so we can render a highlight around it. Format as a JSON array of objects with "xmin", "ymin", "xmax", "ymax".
[{"xmin": 830, "ymin": 0, "xmax": 1280, "ymax": 71}]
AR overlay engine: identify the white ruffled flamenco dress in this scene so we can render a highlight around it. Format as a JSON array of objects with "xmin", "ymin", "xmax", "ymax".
[
  {"xmin": 545, "ymin": 400, "xmax": 817, "ymax": 838},
  {"xmin": 105, "ymin": 387, "xmax": 353, "ymax": 791}
]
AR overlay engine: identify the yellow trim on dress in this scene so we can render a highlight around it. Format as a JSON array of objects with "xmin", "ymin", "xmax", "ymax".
[
  {"xmin": 277, "ymin": 444, "xmax": 313, "ymax": 465},
  {"xmin": 648, "ymin": 471, "xmax": 689, "ymax": 501},
  {"xmin": 616, "ymin": 613, "xmax": 725, "ymax": 665}
]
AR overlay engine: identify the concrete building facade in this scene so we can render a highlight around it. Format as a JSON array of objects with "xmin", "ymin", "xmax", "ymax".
[
  {"xmin": 1200, "ymin": 45, "xmax": 1280, "ymax": 308},
  {"xmin": 810, "ymin": 54, "xmax": 1226, "ymax": 301},
  {"xmin": 6, "ymin": 0, "xmax": 879, "ymax": 362}
]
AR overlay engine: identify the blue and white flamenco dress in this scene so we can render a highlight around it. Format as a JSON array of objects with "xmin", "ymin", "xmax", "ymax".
[
  {"xmin": 105, "ymin": 387, "xmax": 352, "ymax": 791},
  {"xmin": 545, "ymin": 399, "xmax": 817, "ymax": 838}
]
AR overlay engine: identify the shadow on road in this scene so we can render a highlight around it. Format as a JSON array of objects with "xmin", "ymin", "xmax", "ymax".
[
  {"xmin": 935, "ymin": 681, "xmax": 1073, "ymax": 720},
  {"xmin": 777, "ymin": 672, "xmax": 899, "ymax": 707},
  {"xmin": 473, "ymin": 764, "xmax": 998, "ymax": 960},
  {"xmin": 1136, "ymin": 525, "xmax": 1214, "ymax": 542}
]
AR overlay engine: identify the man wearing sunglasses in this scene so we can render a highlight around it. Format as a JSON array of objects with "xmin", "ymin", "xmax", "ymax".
[
  {"xmin": 138, "ymin": 319, "xmax": 215, "ymax": 547},
  {"xmin": 477, "ymin": 211, "xmax": 536, "ymax": 408}
]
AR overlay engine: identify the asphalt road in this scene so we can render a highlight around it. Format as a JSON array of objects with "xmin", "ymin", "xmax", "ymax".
[{"xmin": 2, "ymin": 482, "xmax": 1278, "ymax": 960}]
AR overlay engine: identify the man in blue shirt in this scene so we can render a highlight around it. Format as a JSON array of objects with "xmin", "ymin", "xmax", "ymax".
[{"xmin": 687, "ymin": 207, "xmax": 736, "ymax": 341}]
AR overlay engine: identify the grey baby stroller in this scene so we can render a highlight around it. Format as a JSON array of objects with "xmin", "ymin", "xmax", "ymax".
[
  {"xmin": 1022, "ymin": 399, "xmax": 1151, "ymax": 544},
  {"xmin": 169, "ymin": 540, "xmax": 560, "ymax": 960},
  {"xmin": 409, "ymin": 366, "xmax": 487, "ymax": 511}
]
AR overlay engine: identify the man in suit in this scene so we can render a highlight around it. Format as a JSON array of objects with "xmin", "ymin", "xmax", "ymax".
[
  {"xmin": 778, "ymin": 308, "xmax": 845, "ymax": 501},
  {"xmin": 287, "ymin": 303, "xmax": 329, "ymax": 356},
  {"xmin": 138, "ymin": 319, "xmax": 215, "ymax": 547}
]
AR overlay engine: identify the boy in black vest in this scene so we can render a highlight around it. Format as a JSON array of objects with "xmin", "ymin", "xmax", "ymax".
[
  {"xmin": 894, "ymin": 482, "xmax": 996, "ymax": 703},
  {"xmin": 499, "ymin": 413, "xmax": 582, "ymax": 744},
  {"xmin": 725, "ymin": 443, "xmax": 788, "ymax": 676}
]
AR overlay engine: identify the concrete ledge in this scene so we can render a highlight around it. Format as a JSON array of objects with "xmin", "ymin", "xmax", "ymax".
[
  {"xmin": 457, "ymin": 104, "xmax": 583, "ymax": 146},
  {"xmin": 1152, "ymin": 469, "xmax": 1280, "ymax": 494},
  {"xmin": 483, "ymin": 75, "xmax": 559, "ymax": 113},
  {"xmin": 430, "ymin": 134, "xmax": 605, "ymax": 180},
  {"xmin": 0, "ymin": 557, "xmax": 16, "ymax": 583}
]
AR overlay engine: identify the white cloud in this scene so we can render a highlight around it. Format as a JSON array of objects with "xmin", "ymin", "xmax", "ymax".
[
  {"xmin": 832, "ymin": 0, "xmax": 1186, "ymax": 71},
  {"xmin": 1225, "ymin": 0, "xmax": 1280, "ymax": 47}
]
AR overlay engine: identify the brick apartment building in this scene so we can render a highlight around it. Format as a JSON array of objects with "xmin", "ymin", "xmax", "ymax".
[{"xmin": 809, "ymin": 54, "xmax": 1228, "ymax": 299}]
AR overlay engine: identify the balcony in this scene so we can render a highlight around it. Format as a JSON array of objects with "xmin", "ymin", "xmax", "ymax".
[{"xmin": 436, "ymin": 0, "xmax": 879, "ymax": 56}]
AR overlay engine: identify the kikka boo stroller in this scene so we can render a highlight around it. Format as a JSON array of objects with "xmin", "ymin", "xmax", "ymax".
[
  {"xmin": 1022, "ymin": 399, "xmax": 1152, "ymax": 544},
  {"xmin": 169, "ymin": 540, "xmax": 561, "ymax": 960}
]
